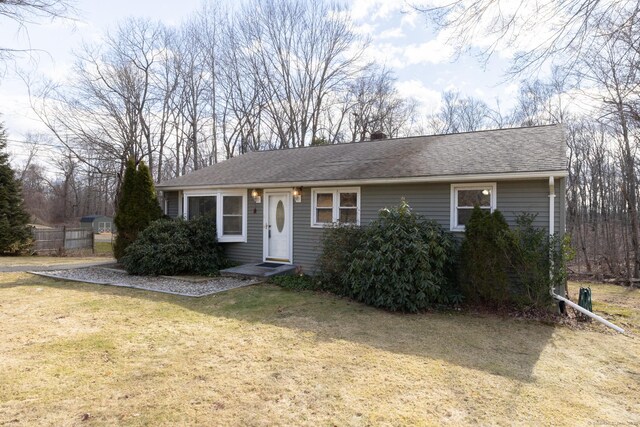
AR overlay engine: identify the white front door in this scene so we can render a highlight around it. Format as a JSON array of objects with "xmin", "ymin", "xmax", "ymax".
[{"xmin": 265, "ymin": 192, "xmax": 291, "ymax": 262}]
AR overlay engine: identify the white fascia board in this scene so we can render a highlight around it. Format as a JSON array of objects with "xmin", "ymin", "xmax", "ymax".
[{"xmin": 157, "ymin": 170, "xmax": 569, "ymax": 191}]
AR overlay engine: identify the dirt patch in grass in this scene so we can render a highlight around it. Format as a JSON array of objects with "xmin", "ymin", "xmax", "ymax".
[{"xmin": 0, "ymin": 274, "xmax": 638, "ymax": 426}]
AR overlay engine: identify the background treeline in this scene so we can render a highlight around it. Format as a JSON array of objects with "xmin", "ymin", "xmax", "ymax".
[{"xmin": 8, "ymin": 0, "xmax": 640, "ymax": 281}]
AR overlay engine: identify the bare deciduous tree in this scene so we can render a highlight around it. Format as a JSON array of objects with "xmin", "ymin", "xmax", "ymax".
[
  {"xmin": 0, "ymin": 0, "xmax": 76, "ymax": 64},
  {"xmin": 426, "ymin": 91, "xmax": 490, "ymax": 134},
  {"xmin": 346, "ymin": 65, "xmax": 418, "ymax": 142},
  {"xmin": 238, "ymin": 0, "xmax": 365, "ymax": 148},
  {"xmin": 415, "ymin": 0, "xmax": 639, "ymax": 75}
]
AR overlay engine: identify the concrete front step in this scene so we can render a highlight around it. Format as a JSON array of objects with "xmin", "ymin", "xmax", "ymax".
[{"xmin": 220, "ymin": 263, "xmax": 297, "ymax": 278}]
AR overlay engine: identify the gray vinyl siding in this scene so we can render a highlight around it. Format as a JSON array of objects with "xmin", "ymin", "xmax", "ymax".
[
  {"xmin": 292, "ymin": 179, "xmax": 561, "ymax": 273},
  {"xmin": 224, "ymin": 190, "xmax": 263, "ymax": 264},
  {"xmin": 497, "ymin": 180, "xmax": 558, "ymax": 234},
  {"xmin": 167, "ymin": 179, "xmax": 563, "ymax": 273},
  {"xmin": 293, "ymin": 189, "xmax": 325, "ymax": 274}
]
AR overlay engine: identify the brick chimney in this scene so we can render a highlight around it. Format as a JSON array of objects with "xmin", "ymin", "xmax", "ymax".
[{"xmin": 370, "ymin": 130, "xmax": 387, "ymax": 140}]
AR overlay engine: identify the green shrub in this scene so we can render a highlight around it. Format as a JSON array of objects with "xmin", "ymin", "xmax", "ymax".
[
  {"xmin": 551, "ymin": 233, "xmax": 574, "ymax": 297},
  {"xmin": 0, "ymin": 122, "xmax": 32, "ymax": 255},
  {"xmin": 460, "ymin": 209, "xmax": 571, "ymax": 310},
  {"xmin": 121, "ymin": 216, "xmax": 227, "ymax": 276},
  {"xmin": 459, "ymin": 206, "xmax": 511, "ymax": 306},
  {"xmin": 270, "ymin": 274, "xmax": 316, "ymax": 291},
  {"xmin": 502, "ymin": 214, "xmax": 554, "ymax": 308},
  {"xmin": 114, "ymin": 159, "xmax": 163, "ymax": 260},
  {"xmin": 315, "ymin": 224, "xmax": 364, "ymax": 295},
  {"xmin": 344, "ymin": 200, "xmax": 456, "ymax": 313}
]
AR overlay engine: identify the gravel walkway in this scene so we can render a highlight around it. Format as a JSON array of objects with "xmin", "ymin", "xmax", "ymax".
[{"xmin": 30, "ymin": 267, "xmax": 263, "ymax": 297}]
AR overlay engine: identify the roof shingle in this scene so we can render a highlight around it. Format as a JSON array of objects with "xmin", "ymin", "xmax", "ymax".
[{"xmin": 157, "ymin": 125, "xmax": 567, "ymax": 189}]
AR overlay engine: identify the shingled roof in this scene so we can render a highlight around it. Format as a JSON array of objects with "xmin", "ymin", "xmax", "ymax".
[{"xmin": 157, "ymin": 125, "xmax": 567, "ymax": 189}]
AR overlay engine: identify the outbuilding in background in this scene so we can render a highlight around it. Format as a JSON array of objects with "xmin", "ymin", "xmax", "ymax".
[{"xmin": 80, "ymin": 215, "xmax": 116, "ymax": 234}]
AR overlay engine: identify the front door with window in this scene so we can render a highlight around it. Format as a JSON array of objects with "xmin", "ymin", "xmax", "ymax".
[{"xmin": 265, "ymin": 193, "xmax": 291, "ymax": 263}]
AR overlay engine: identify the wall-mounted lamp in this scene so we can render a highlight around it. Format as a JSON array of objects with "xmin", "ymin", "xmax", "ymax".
[
  {"xmin": 251, "ymin": 189, "xmax": 262, "ymax": 204},
  {"xmin": 292, "ymin": 187, "xmax": 302, "ymax": 203}
]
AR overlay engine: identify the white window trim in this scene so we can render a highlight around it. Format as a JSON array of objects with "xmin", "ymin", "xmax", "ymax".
[
  {"xmin": 450, "ymin": 182, "xmax": 497, "ymax": 232},
  {"xmin": 183, "ymin": 189, "xmax": 247, "ymax": 243},
  {"xmin": 310, "ymin": 187, "xmax": 361, "ymax": 228}
]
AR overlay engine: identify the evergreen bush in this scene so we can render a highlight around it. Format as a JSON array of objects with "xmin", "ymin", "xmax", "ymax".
[
  {"xmin": 503, "ymin": 214, "xmax": 554, "ymax": 308},
  {"xmin": 315, "ymin": 224, "xmax": 364, "ymax": 295},
  {"xmin": 344, "ymin": 200, "xmax": 456, "ymax": 312},
  {"xmin": 113, "ymin": 159, "xmax": 163, "ymax": 260},
  {"xmin": 458, "ymin": 206, "xmax": 511, "ymax": 306},
  {"xmin": 460, "ymin": 209, "xmax": 571, "ymax": 310},
  {"xmin": 121, "ymin": 216, "xmax": 227, "ymax": 276},
  {"xmin": 0, "ymin": 122, "xmax": 32, "ymax": 255}
]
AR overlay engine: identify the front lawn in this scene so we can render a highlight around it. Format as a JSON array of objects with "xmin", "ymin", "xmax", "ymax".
[
  {"xmin": 94, "ymin": 241, "xmax": 113, "ymax": 256},
  {"xmin": 0, "ymin": 256, "xmax": 113, "ymax": 269},
  {"xmin": 0, "ymin": 274, "xmax": 638, "ymax": 425}
]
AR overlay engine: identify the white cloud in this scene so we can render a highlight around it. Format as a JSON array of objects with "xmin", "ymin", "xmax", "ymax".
[
  {"xmin": 361, "ymin": 32, "xmax": 455, "ymax": 71},
  {"xmin": 401, "ymin": 37, "xmax": 454, "ymax": 65},
  {"xmin": 444, "ymin": 82, "xmax": 460, "ymax": 92},
  {"xmin": 503, "ymin": 82, "xmax": 519, "ymax": 97},
  {"xmin": 473, "ymin": 88, "xmax": 486, "ymax": 98},
  {"xmin": 348, "ymin": 0, "xmax": 405, "ymax": 21},
  {"xmin": 395, "ymin": 79, "xmax": 441, "ymax": 114},
  {"xmin": 376, "ymin": 27, "xmax": 404, "ymax": 40},
  {"xmin": 399, "ymin": 9, "xmax": 420, "ymax": 28},
  {"xmin": 353, "ymin": 22, "xmax": 376, "ymax": 36}
]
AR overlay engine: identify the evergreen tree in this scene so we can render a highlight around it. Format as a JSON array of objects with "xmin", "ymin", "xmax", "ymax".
[
  {"xmin": 113, "ymin": 159, "xmax": 163, "ymax": 260},
  {"xmin": 459, "ymin": 206, "xmax": 511, "ymax": 306},
  {"xmin": 0, "ymin": 122, "xmax": 32, "ymax": 254},
  {"xmin": 135, "ymin": 161, "xmax": 163, "ymax": 225}
]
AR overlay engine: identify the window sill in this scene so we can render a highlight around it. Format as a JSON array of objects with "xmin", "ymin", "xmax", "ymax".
[
  {"xmin": 311, "ymin": 223, "xmax": 332, "ymax": 228},
  {"xmin": 218, "ymin": 236, "xmax": 247, "ymax": 243},
  {"xmin": 311, "ymin": 222, "xmax": 359, "ymax": 229}
]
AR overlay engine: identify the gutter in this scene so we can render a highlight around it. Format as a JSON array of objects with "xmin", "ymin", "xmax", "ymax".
[
  {"xmin": 548, "ymin": 176, "xmax": 625, "ymax": 334},
  {"xmin": 158, "ymin": 170, "xmax": 569, "ymax": 191}
]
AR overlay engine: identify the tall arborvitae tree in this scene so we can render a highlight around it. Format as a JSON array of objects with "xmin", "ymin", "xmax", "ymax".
[
  {"xmin": 134, "ymin": 161, "xmax": 163, "ymax": 227},
  {"xmin": 0, "ymin": 122, "xmax": 32, "ymax": 254},
  {"xmin": 113, "ymin": 159, "xmax": 163, "ymax": 260}
]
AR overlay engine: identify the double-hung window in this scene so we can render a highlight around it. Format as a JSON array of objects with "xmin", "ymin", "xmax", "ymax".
[
  {"xmin": 450, "ymin": 183, "xmax": 496, "ymax": 231},
  {"xmin": 222, "ymin": 195, "xmax": 243, "ymax": 236},
  {"xmin": 184, "ymin": 190, "xmax": 247, "ymax": 242},
  {"xmin": 311, "ymin": 187, "xmax": 360, "ymax": 227}
]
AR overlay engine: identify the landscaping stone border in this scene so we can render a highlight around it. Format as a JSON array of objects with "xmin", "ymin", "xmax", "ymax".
[{"xmin": 29, "ymin": 267, "xmax": 263, "ymax": 297}]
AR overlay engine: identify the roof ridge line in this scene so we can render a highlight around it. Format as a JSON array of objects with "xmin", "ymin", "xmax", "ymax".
[{"xmin": 246, "ymin": 123, "xmax": 561, "ymax": 154}]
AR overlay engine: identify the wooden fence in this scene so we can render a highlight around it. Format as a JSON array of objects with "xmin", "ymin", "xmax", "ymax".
[{"xmin": 31, "ymin": 227, "xmax": 94, "ymax": 253}]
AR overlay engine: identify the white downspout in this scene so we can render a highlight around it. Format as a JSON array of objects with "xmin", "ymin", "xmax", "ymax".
[
  {"xmin": 549, "ymin": 176, "xmax": 555, "ymax": 238},
  {"xmin": 547, "ymin": 176, "xmax": 625, "ymax": 333}
]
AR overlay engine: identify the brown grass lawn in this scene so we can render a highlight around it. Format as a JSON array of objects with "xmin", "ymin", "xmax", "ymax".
[
  {"xmin": 0, "ymin": 274, "xmax": 639, "ymax": 426},
  {"xmin": 0, "ymin": 256, "xmax": 113, "ymax": 269},
  {"xmin": 93, "ymin": 241, "xmax": 113, "ymax": 256}
]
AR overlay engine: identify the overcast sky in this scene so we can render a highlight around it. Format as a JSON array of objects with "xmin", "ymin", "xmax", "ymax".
[{"xmin": 0, "ymin": 0, "xmax": 521, "ymax": 167}]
